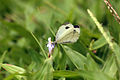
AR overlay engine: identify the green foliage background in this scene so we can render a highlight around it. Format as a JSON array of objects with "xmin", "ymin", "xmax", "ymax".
[{"xmin": 0, "ymin": 0, "xmax": 120, "ymax": 80}]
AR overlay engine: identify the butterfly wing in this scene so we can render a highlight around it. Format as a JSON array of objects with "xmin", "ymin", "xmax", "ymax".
[
  {"xmin": 55, "ymin": 25, "xmax": 67, "ymax": 40},
  {"xmin": 55, "ymin": 23, "xmax": 80, "ymax": 44}
]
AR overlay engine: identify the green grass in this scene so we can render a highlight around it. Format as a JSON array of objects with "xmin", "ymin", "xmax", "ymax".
[{"xmin": 0, "ymin": 0, "xmax": 120, "ymax": 80}]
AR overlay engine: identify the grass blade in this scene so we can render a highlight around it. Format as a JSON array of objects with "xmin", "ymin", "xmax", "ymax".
[
  {"xmin": 33, "ymin": 58, "xmax": 53, "ymax": 80},
  {"xmin": 30, "ymin": 32, "xmax": 47, "ymax": 58},
  {"xmin": 87, "ymin": 9, "xmax": 120, "ymax": 78},
  {"xmin": 0, "ymin": 50, "xmax": 7, "ymax": 69},
  {"xmin": 53, "ymin": 70, "xmax": 114, "ymax": 80},
  {"xmin": 102, "ymin": 54, "xmax": 117, "ymax": 78}
]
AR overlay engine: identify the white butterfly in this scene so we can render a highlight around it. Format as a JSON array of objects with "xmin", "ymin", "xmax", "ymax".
[{"xmin": 54, "ymin": 23, "xmax": 80, "ymax": 44}]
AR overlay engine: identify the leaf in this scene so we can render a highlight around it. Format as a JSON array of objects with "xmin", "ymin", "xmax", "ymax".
[
  {"xmin": 3, "ymin": 73, "xmax": 18, "ymax": 80},
  {"xmin": 86, "ymin": 53, "xmax": 100, "ymax": 71},
  {"xmin": 1, "ymin": 64, "xmax": 26, "ymax": 80},
  {"xmin": 91, "ymin": 36, "xmax": 107, "ymax": 50},
  {"xmin": 69, "ymin": 40, "xmax": 104, "ymax": 64},
  {"xmin": 62, "ymin": 45, "xmax": 87, "ymax": 69},
  {"xmin": 102, "ymin": 54, "xmax": 117, "ymax": 78},
  {"xmin": 33, "ymin": 58, "xmax": 53, "ymax": 80},
  {"xmin": 53, "ymin": 70, "xmax": 114, "ymax": 80}
]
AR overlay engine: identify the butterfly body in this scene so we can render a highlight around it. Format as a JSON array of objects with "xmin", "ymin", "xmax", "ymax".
[{"xmin": 55, "ymin": 23, "xmax": 80, "ymax": 44}]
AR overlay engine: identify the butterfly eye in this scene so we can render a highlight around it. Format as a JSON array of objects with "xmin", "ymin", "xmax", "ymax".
[
  {"xmin": 65, "ymin": 26, "xmax": 70, "ymax": 29},
  {"xmin": 74, "ymin": 25, "xmax": 79, "ymax": 28}
]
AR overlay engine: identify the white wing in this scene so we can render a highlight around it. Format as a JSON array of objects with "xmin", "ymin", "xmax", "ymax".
[{"xmin": 55, "ymin": 23, "xmax": 80, "ymax": 44}]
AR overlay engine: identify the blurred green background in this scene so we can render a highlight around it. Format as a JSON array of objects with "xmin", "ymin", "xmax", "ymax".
[{"xmin": 0, "ymin": 0, "xmax": 120, "ymax": 80}]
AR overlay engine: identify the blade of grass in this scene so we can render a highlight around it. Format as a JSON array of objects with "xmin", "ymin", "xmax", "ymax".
[
  {"xmin": 102, "ymin": 54, "xmax": 117, "ymax": 78},
  {"xmin": 86, "ymin": 53, "xmax": 100, "ymax": 71},
  {"xmin": 87, "ymin": 9, "xmax": 113, "ymax": 49},
  {"xmin": 87, "ymin": 9, "xmax": 120, "ymax": 79},
  {"xmin": 33, "ymin": 58, "xmax": 53, "ymax": 80},
  {"xmin": 30, "ymin": 32, "xmax": 47, "ymax": 58},
  {"xmin": 0, "ymin": 50, "xmax": 7, "ymax": 69},
  {"xmin": 53, "ymin": 70, "xmax": 114, "ymax": 80},
  {"xmin": 48, "ymin": 26, "xmax": 56, "ymax": 37}
]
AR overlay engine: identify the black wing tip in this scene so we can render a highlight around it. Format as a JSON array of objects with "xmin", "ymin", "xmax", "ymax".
[
  {"xmin": 74, "ymin": 25, "xmax": 79, "ymax": 28},
  {"xmin": 62, "ymin": 22, "xmax": 80, "ymax": 28}
]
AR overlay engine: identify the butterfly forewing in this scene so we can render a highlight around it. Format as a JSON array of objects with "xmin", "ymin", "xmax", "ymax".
[{"xmin": 55, "ymin": 23, "xmax": 80, "ymax": 44}]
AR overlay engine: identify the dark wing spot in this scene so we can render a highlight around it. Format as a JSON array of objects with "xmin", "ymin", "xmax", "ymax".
[
  {"xmin": 74, "ymin": 30, "xmax": 76, "ymax": 32},
  {"xmin": 65, "ymin": 26, "xmax": 70, "ymax": 29},
  {"xmin": 73, "ymin": 30, "xmax": 76, "ymax": 34},
  {"xmin": 74, "ymin": 25, "xmax": 79, "ymax": 28}
]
